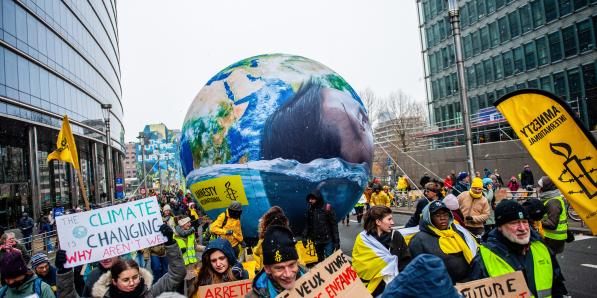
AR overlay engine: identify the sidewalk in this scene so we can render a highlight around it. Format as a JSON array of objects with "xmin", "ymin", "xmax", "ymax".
[{"xmin": 391, "ymin": 206, "xmax": 593, "ymax": 235}]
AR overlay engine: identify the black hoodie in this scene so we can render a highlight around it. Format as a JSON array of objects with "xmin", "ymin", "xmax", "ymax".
[{"xmin": 302, "ymin": 190, "xmax": 339, "ymax": 245}]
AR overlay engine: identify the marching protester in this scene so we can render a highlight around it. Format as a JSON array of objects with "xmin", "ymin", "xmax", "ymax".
[
  {"xmin": 142, "ymin": 244, "xmax": 169, "ymax": 283},
  {"xmin": 31, "ymin": 252, "xmax": 57, "ymax": 292},
  {"xmin": 370, "ymin": 184, "xmax": 390, "ymax": 207},
  {"xmin": 56, "ymin": 224, "xmax": 186, "ymax": 298},
  {"xmin": 302, "ymin": 189, "xmax": 340, "ymax": 263},
  {"xmin": 352, "ymin": 206, "xmax": 411, "ymax": 296},
  {"xmin": 210, "ymin": 201, "xmax": 245, "ymax": 256},
  {"xmin": 419, "ymin": 173, "xmax": 431, "ymax": 189},
  {"xmin": 253, "ymin": 206, "xmax": 291, "ymax": 271},
  {"xmin": 405, "ymin": 182, "xmax": 440, "ymax": 228},
  {"xmin": 469, "ymin": 200, "xmax": 568, "ymax": 297},
  {"xmin": 538, "ymin": 176, "xmax": 569, "ymax": 254},
  {"xmin": 162, "ymin": 205, "xmax": 176, "ymax": 229},
  {"xmin": 452, "ymin": 172, "xmax": 470, "ymax": 196},
  {"xmin": 522, "ymin": 198, "xmax": 547, "ymax": 237},
  {"xmin": 383, "ymin": 186, "xmax": 394, "ymax": 206},
  {"xmin": 457, "ymin": 177, "xmax": 490, "ymax": 237},
  {"xmin": 381, "ymin": 254, "xmax": 461, "ymax": 298},
  {"xmin": 482, "ymin": 178, "xmax": 496, "ymax": 235},
  {"xmin": 80, "ymin": 256, "xmax": 120, "ymax": 297},
  {"xmin": 408, "ymin": 201, "xmax": 477, "ymax": 284},
  {"xmin": 354, "ymin": 193, "xmax": 367, "ymax": 224},
  {"xmin": 507, "ymin": 176, "xmax": 521, "ymax": 192},
  {"xmin": 521, "ymin": 164, "xmax": 535, "ymax": 189},
  {"xmin": 248, "ymin": 225, "xmax": 308, "ymax": 298},
  {"xmin": 0, "ymin": 250, "xmax": 55, "ymax": 297},
  {"xmin": 18, "ymin": 212, "xmax": 34, "ymax": 251},
  {"xmin": 174, "ymin": 216, "xmax": 199, "ymax": 269},
  {"xmin": 0, "ymin": 232, "xmax": 30, "ymax": 264},
  {"xmin": 191, "ymin": 238, "xmax": 249, "ymax": 294}
]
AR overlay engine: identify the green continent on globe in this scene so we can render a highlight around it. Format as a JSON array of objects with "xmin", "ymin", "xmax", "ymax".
[{"xmin": 187, "ymin": 101, "xmax": 234, "ymax": 168}]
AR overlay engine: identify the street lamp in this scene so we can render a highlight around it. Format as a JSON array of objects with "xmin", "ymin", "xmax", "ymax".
[
  {"xmin": 447, "ymin": 0, "xmax": 476, "ymax": 177},
  {"xmin": 137, "ymin": 132, "xmax": 148, "ymax": 195},
  {"xmin": 101, "ymin": 103, "xmax": 114, "ymax": 204}
]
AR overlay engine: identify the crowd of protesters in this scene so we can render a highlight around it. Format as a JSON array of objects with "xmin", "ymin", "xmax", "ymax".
[{"xmin": 0, "ymin": 162, "xmax": 572, "ymax": 297}]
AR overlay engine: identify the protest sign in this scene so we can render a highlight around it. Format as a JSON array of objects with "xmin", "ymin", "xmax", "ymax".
[
  {"xmin": 56, "ymin": 197, "xmax": 166, "ymax": 268},
  {"xmin": 277, "ymin": 249, "xmax": 371, "ymax": 298},
  {"xmin": 189, "ymin": 175, "xmax": 249, "ymax": 212},
  {"xmin": 455, "ymin": 271, "xmax": 531, "ymax": 298},
  {"xmin": 196, "ymin": 279, "xmax": 253, "ymax": 298}
]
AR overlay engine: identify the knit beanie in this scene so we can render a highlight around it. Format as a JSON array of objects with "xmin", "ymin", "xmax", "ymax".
[
  {"xmin": 31, "ymin": 252, "xmax": 50, "ymax": 269},
  {"xmin": 0, "ymin": 250, "xmax": 28, "ymax": 279},
  {"xmin": 381, "ymin": 254, "xmax": 460, "ymax": 298},
  {"xmin": 471, "ymin": 177, "xmax": 483, "ymax": 189},
  {"xmin": 229, "ymin": 201, "xmax": 242, "ymax": 211},
  {"xmin": 262, "ymin": 225, "xmax": 298, "ymax": 265},
  {"xmin": 457, "ymin": 172, "xmax": 469, "ymax": 181},
  {"xmin": 495, "ymin": 199, "xmax": 529, "ymax": 226}
]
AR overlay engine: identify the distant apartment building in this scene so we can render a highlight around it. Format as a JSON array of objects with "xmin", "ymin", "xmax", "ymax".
[{"xmin": 124, "ymin": 142, "xmax": 137, "ymax": 180}]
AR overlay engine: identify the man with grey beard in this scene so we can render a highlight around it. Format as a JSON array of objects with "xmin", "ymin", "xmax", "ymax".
[{"xmin": 468, "ymin": 200, "xmax": 568, "ymax": 298}]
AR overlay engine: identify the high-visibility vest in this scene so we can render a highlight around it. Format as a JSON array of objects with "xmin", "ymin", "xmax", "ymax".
[
  {"xmin": 543, "ymin": 196, "xmax": 568, "ymax": 241},
  {"xmin": 174, "ymin": 234, "xmax": 197, "ymax": 265},
  {"xmin": 479, "ymin": 242, "xmax": 553, "ymax": 298}
]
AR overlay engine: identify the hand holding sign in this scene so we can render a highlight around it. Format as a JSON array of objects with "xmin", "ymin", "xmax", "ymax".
[{"xmin": 56, "ymin": 197, "xmax": 167, "ymax": 268}]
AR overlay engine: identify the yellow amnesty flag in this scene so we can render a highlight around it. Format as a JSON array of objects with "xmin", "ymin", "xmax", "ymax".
[
  {"xmin": 495, "ymin": 90, "xmax": 597, "ymax": 234},
  {"xmin": 47, "ymin": 115, "xmax": 80, "ymax": 170}
]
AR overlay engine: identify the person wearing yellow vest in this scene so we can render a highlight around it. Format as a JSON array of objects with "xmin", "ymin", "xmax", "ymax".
[
  {"xmin": 383, "ymin": 185, "xmax": 395, "ymax": 206},
  {"xmin": 538, "ymin": 176, "xmax": 568, "ymax": 255},
  {"xmin": 210, "ymin": 201, "xmax": 244, "ymax": 256},
  {"xmin": 469, "ymin": 200, "xmax": 568, "ymax": 297},
  {"xmin": 370, "ymin": 185, "xmax": 390, "ymax": 207},
  {"xmin": 174, "ymin": 216, "xmax": 198, "ymax": 269},
  {"xmin": 409, "ymin": 200, "xmax": 478, "ymax": 284}
]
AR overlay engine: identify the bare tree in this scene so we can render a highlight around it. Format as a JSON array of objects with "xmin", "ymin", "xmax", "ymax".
[
  {"xmin": 359, "ymin": 87, "xmax": 379, "ymax": 126},
  {"xmin": 378, "ymin": 90, "xmax": 427, "ymax": 153}
]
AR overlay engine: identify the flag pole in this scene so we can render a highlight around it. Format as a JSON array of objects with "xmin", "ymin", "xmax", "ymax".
[{"xmin": 75, "ymin": 168, "xmax": 91, "ymax": 211}]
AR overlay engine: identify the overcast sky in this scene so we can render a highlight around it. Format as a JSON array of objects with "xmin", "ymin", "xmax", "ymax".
[{"xmin": 118, "ymin": 0, "xmax": 425, "ymax": 142}]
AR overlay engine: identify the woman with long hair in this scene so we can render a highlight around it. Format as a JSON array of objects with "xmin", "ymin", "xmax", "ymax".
[
  {"xmin": 351, "ymin": 206, "xmax": 411, "ymax": 296},
  {"xmin": 252, "ymin": 206, "xmax": 290, "ymax": 271},
  {"xmin": 191, "ymin": 238, "xmax": 248, "ymax": 295}
]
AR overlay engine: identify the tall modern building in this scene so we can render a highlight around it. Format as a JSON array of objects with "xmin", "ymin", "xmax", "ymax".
[
  {"xmin": 416, "ymin": 0, "xmax": 596, "ymax": 147},
  {"xmin": 0, "ymin": 0, "xmax": 123, "ymax": 226}
]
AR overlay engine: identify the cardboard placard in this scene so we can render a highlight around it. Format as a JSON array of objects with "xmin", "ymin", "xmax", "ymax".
[
  {"xmin": 56, "ymin": 197, "xmax": 167, "ymax": 268},
  {"xmin": 277, "ymin": 250, "xmax": 372, "ymax": 298},
  {"xmin": 455, "ymin": 271, "xmax": 532, "ymax": 298},
  {"xmin": 196, "ymin": 279, "xmax": 253, "ymax": 298}
]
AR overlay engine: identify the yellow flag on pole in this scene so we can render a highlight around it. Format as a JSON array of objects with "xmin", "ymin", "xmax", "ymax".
[
  {"xmin": 47, "ymin": 115, "xmax": 80, "ymax": 170},
  {"xmin": 494, "ymin": 90, "xmax": 597, "ymax": 235}
]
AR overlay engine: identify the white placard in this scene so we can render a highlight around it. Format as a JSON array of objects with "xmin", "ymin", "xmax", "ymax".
[{"xmin": 56, "ymin": 197, "xmax": 167, "ymax": 268}]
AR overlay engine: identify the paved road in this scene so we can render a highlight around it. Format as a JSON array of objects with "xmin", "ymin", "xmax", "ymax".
[{"xmin": 338, "ymin": 213, "xmax": 597, "ymax": 297}]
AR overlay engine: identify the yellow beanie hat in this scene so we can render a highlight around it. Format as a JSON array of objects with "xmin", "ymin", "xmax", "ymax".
[{"xmin": 471, "ymin": 177, "xmax": 483, "ymax": 189}]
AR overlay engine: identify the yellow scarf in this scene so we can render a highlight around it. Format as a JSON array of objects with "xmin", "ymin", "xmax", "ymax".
[
  {"xmin": 470, "ymin": 190, "xmax": 482, "ymax": 199},
  {"xmin": 428, "ymin": 225, "xmax": 474, "ymax": 263}
]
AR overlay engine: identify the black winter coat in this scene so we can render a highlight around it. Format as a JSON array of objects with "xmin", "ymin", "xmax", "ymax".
[{"xmin": 302, "ymin": 190, "xmax": 339, "ymax": 245}]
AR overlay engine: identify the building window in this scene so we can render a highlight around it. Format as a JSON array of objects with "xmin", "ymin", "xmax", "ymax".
[
  {"xmin": 548, "ymin": 31, "xmax": 563, "ymax": 62},
  {"xmin": 468, "ymin": 1, "xmax": 478, "ymax": 25},
  {"xmin": 441, "ymin": 47, "xmax": 449, "ymax": 69},
  {"xmin": 451, "ymin": 72, "xmax": 459, "ymax": 93},
  {"xmin": 509, "ymin": 11, "xmax": 521, "ymax": 39},
  {"xmin": 493, "ymin": 55, "xmax": 504, "ymax": 80},
  {"xmin": 544, "ymin": 0, "xmax": 558, "ymax": 23},
  {"xmin": 502, "ymin": 51, "xmax": 514, "ymax": 77},
  {"xmin": 489, "ymin": 22, "xmax": 499, "ymax": 47},
  {"xmin": 531, "ymin": 0, "xmax": 545, "ymax": 28},
  {"xmin": 496, "ymin": 0, "xmax": 506, "ymax": 10},
  {"xmin": 524, "ymin": 42, "xmax": 537, "ymax": 70},
  {"xmin": 472, "ymin": 31, "xmax": 481, "ymax": 56},
  {"xmin": 540, "ymin": 75, "xmax": 553, "ymax": 92},
  {"xmin": 553, "ymin": 71, "xmax": 568, "ymax": 100},
  {"xmin": 487, "ymin": 92, "xmax": 496, "ymax": 105},
  {"xmin": 513, "ymin": 47, "xmax": 524, "ymax": 74},
  {"xmin": 558, "ymin": 0, "xmax": 572, "ymax": 16},
  {"xmin": 461, "ymin": 3, "xmax": 470, "ymax": 28},
  {"xmin": 484, "ymin": 59, "xmax": 494, "ymax": 83},
  {"xmin": 520, "ymin": 5, "xmax": 533, "ymax": 34},
  {"xmin": 562, "ymin": 25, "xmax": 578, "ymax": 57},
  {"xmin": 477, "ymin": 0, "xmax": 487, "ymax": 18},
  {"xmin": 464, "ymin": 35, "xmax": 473, "ymax": 59},
  {"xmin": 475, "ymin": 63, "xmax": 485, "ymax": 86},
  {"xmin": 577, "ymin": 19, "xmax": 594, "ymax": 52},
  {"xmin": 574, "ymin": 0, "xmax": 588, "ymax": 10},
  {"xmin": 498, "ymin": 16, "xmax": 510, "ymax": 43},
  {"xmin": 480, "ymin": 26, "xmax": 490, "ymax": 51},
  {"xmin": 448, "ymin": 44, "xmax": 456, "ymax": 65},
  {"xmin": 536, "ymin": 36, "xmax": 550, "ymax": 66},
  {"xmin": 528, "ymin": 79, "xmax": 540, "ymax": 88},
  {"xmin": 487, "ymin": 0, "xmax": 496, "ymax": 13},
  {"xmin": 567, "ymin": 68, "xmax": 582, "ymax": 101}
]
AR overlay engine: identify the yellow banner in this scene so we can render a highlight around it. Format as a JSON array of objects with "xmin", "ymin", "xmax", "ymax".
[
  {"xmin": 189, "ymin": 175, "xmax": 248, "ymax": 211},
  {"xmin": 47, "ymin": 115, "xmax": 80, "ymax": 170},
  {"xmin": 495, "ymin": 90, "xmax": 597, "ymax": 234}
]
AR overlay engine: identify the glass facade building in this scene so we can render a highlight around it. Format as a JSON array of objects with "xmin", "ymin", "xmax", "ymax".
[
  {"xmin": 0, "ymin": 0, "xmax": 123, "ymax": 227},
  {"xmin": 417, "ymin": 0, "xmax": 597, "ymax": 146}
]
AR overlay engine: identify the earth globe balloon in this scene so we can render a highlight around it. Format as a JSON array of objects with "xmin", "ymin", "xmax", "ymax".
[{"xmin": 180, "ymin": 54, "xmax": 373, "ymax": 239}]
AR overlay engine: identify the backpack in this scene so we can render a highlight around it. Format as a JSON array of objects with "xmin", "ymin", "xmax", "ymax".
[
  {"xmin": 202, "ymin": 213, "xmax": 228, "ymax": 245},
  {"xmin": 0, "ymin": 277, "xmax": 42, "ymax": 297}
]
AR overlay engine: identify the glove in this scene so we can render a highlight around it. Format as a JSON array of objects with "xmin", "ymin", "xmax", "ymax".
[
  {"xmin": 465, "ymin": 216, "xmax": 473, "ymax": 221},
  {"xmin": 55, "ymin": 250, "xmax": 69, "ymax": 274},
  {"xmin": 226, "ymin": 230, "xmax": 234, "ymax": 235},
  {"xmin": 159, "ymin": 224, "xmax": 175, "ymax": 245},
  {"xmin": 241, "ymin": 241, "xmax": 247, "ymax": 248},
  {"xmin": 334, "ymin": 243, "xmax": 340, "ymax": 251}
]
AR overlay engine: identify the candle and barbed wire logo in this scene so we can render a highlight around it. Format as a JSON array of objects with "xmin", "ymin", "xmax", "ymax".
[
  {"xmin": 224, "ymin": 181, "xmax": 239, "ymax": 201},
  {"xmin": 550, "ymin": 142, "xmax": 596, "ymax": 199},
  {"xmin": 305, "ymin": 240, "xmax": 317, "ymax": 257}
]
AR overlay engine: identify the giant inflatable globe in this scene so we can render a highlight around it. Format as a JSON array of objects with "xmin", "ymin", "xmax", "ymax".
[{"xmin": 180, "ymin": 54, "xmax": 373, "ymax": 238}]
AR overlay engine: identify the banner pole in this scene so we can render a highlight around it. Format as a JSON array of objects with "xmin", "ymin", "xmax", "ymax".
[{"xmin": 76, "ymin": 169, "xmax": 91, "ymax": 211}]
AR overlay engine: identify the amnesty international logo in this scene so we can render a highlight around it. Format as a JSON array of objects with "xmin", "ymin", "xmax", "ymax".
[
  {"xmin": 306, "ymin": 240, "xmax": 316, "ymax": 257},
  {"xmin": 189, "ymin": 175, "xmax": 248, "ymax": 211},
  {"xmin": 274, "ymin": 250, "xmax": 282, "ymax": 262},
  {"xmin": 224, "ymin": 181, "xmax": 239, "ymax": 201},
  {"xmin": 551, "ymin": 142, "xmax": 596, "ymax": 199}
]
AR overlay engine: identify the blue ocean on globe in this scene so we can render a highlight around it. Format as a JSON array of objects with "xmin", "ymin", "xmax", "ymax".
[{"xmin": 180, "ymin": 54, "xmax": 374, "ymax": 239}]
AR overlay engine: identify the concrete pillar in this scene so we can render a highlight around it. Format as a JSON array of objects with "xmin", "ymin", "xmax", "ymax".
[
  {"xmin": 27, "ymin": 126, "xmax": 40, "ymax": 223},
  {"xmin": 91, "ymin": 142, "xmax": 101, "ymax": 204}
]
